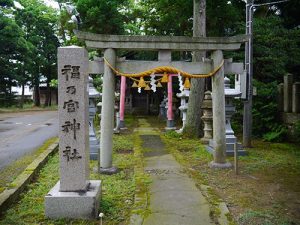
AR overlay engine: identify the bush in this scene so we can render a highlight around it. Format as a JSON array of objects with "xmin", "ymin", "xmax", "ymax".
[
  {"xmin": 293, "ymin": 120, "xmax": 300, "ymax": 142},
  {"xmin": 263, "ymin": 124, "xmax": 287, "ymax": 142},
  {"xmin": 165, "ymin": 130, "xmax": 182, "ymax": 139},
  {"xmin": 232, "ymin": 80, "xmax": 286, "ymax": 142}
]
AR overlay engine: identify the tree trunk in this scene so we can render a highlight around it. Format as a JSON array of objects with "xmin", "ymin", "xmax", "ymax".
[
  {"xmin": 20, "ymin": 84, "xmax": 25, "ymax": 108},
  {"xmin": 49, "ymin": 87, "xmax": 52, "ymax": 106},
  {"xmin": 45, "ymin": 81, "xmax": 50, "ymax": 107},
  {"xmin": 183, "ymin": 0, "xmax": 206, "ymax": 137},
  {"xmin": 34, "ymin": 84, "xmax": 40, "ymax": 107}
]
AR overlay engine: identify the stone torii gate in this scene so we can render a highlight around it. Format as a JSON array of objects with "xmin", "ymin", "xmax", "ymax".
[{"xmin": 75, "ymin": 30, "xmax": 247, "ymax": 170}]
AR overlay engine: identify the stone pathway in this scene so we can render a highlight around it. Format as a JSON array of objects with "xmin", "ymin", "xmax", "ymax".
[{"xmin": 136, "ymin": 119, "xmax": 214, "ymax": 225}]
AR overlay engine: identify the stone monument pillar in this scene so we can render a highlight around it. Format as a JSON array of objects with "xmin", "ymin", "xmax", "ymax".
[
  {"xmin": 283, "ymin": 73, "xmax": 293, "ymax": 112},
  {"xmin": 45, "ymin": 46, "xmax": 101, "ymax": 219},
  {"xmin": 292, "ymin": 82, "xmax": 300, "ymax": 113},
  {"xmin": 277, "ymin": 83, "xmax": 284, "ymax": 112}
]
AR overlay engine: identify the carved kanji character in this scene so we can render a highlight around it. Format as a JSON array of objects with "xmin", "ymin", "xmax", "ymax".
[
  {"xmin": 63, "ymin": 100, "xmax": 79, "ymax": 113},
  {"xmin": 61, "ymin": 119, "xmax": 80, "ymax": 140}
]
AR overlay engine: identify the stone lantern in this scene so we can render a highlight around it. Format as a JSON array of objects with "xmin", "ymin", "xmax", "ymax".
[
  {"xmin": 88, "ymin": 76, "xmax": 101, "ymax": 160},
  {"xmin": 224, "ymin": 76, "xmax": 246, "ymax": 156},
  {"xmin": 176, "ymin": 88, "xmax": 190, "ymax": 132},
  {"xmin": 201, "ymin": 91, "xmax": 213, "ymax": 144},
  {"xmin": 159, "ymin": 95, "xmax": 167, "ymax": 120},
  {"xmin": 114, "ymin": 92, "xmax": 120, "ymax": 133},
  {"xmin": 207, "ymin": 77, "xmax": 246, "ymax": 156}
]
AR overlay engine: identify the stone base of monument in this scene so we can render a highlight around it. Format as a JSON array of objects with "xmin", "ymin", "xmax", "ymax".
[
  {"xmin": 99, "ymin": 166, "xmax": 118, "ymax": 175},
  {"xmin": 45, "ymin": 180, "xmax": 101, "ymax": 219},
  {"xmin": 206, "ymin": 138, "xmax": 247, "ymax": 156},
  {"xmin": 90, "ymin": 138, "xmax": 100, "ymax": 160},
  {"xmin": 119, "ymin": 120, "xmax": 127, "ymax": 129},
  {"xmin": 176, "ymin": 128, "xmax": 183, "ymax": 133},
  {"xmin": 200, "ymin": 137, "xmax": 210, "ymax": 145},
  {"xmin": 165, "ymin": 120, "xmax": 176, "ymax": 131},
  {"xmin": 113, "ymin": 128, "xmax": 120, "ymax": 134}
]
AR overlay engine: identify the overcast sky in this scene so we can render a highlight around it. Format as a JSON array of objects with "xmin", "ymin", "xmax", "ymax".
[{"xmin": 43, "ymin": 0, "xmax": 59, "ymax": 9}]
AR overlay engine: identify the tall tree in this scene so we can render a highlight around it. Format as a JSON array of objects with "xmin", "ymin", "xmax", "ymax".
[
  {"xmin": 74, "ymin": 0, "xmax": 130, "ymax": 34},
  {"xmin": 183, "ymin": 0, "xmax": 206, "ymax": 138},
  {"xmin": 0, "ymin": 1, "xmax": 28, "ymax": 106},
  {"xmin": 15, "ymin": 0, "xmax": 59, "ymax": 106}
]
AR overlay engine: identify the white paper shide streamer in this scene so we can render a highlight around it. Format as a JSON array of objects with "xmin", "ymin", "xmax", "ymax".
[
  {"xmin": 178, "ymin": 73, "xmax": 184, "ymax": 92},
  {"xmin": 150, "ymin": 73, "xmax": 157, "ymax": 92}
]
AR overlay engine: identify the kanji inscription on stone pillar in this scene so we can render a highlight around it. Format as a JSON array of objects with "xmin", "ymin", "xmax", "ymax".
[{"xmin": 58, "ymin": 46, "xmax": 90, "ymax": 191}]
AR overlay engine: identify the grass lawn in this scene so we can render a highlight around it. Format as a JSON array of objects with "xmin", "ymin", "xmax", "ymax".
[
  {"xmin": 0, "ymin": 116, "xmax": 149, "ymax": 225},
  {"xmin": 0, "ymin": 104, "xmax": 57, "ymax": 114},
  {"xmin": 0, "ymin": 137, "xmax": 58, "ymax": 194},
  {"xmin": 0, "ymin": 115, "xmax": 299, "ymax": 225},
  {"xmin": 161, "ymin": 130, "xmax": 300, "ymax": 225}
]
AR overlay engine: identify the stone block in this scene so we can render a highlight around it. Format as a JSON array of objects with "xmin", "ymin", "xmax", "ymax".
[
  {"xmin": 45, "ymin": 180, "xmax": 101, "ymax": 219},
  {"xmin": 283, "ymin": 74, "xmax": 293, "ymax": 113},
  {"xmin": 58, "ymin": 46, "xmax": 90, "ymax": 192},
  {"xmin": 292, "ymin": 82, "xmax": 300, "ymax": 113},
  {"xmin": 206, "ymin": 139, "xmax": 246, "ymax": 156}
]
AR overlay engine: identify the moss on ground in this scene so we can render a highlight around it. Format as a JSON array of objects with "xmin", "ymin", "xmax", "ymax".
[
  {"xmin": 160, "ymin": 129, "xmax": 300, "ymax": 225},
  {"xmin": 1, "ymin": 116, "xmax": 298, "ymax": 225},
  {"xmin": 0, "ymin": 137, "xmax": 58, "ymax": 194}
]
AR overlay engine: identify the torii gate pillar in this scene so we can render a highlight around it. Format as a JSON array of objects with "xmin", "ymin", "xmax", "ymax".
[
  {"xmin": 99, "ymin": 48, "xmax": 118, "ymax": 173},
  {"xmin": 210, "ymin": 50, "xmax": 231, "ymax": 168}
]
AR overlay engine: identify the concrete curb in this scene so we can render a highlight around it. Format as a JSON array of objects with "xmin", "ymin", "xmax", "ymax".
[
  {"xmin": 129, "ymin": 165, "xmax": 148, "ymax": 225},
  {"xmin": 0, "ymin": 141, "xmax": 59, "ymax": 215},
  {"xmin": 129, "ymin": 134, "xmax": 150, "ymax": 225},
  {"xmin": 199, "ymin": 184, "xmax": 232, "ymax": 225}
]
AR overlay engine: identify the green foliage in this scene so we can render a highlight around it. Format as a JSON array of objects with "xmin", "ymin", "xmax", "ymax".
[
  {"xmin": 253, "ymin": 16, "xmax": 300, "ymax": 83},
  {"xmin": 50, "ymin": 79, "xmax": 58, "ymax": 88},
  {"xmin": 164, "ymin": 130, "xmax": 182, "ymax": 139},
  {"xmin": 293, "ymin": 120, "xmax": 300, "ymax": 142},
  {"xmin": 245, "ymin": 79, "xmax": 290, "ymax": 142},
  {"xmin": 238, "ymin": 210, "xmax": 293, "ymax": 225},
  {"xmin": 276, "ymin": 0, "xmax": 300, "ymax": 29},
  {"xmin": 139, "ymin": 0, "xmax": 243, "ymax": 37},
  {"xmin": 92, "ymin": 75, "xmax": 103, "ymax": 93},
  {"xmin": 0, "ymin": 10, "xmax": 28, "ymax": 106},
  {"xmin": 263, "ymin": 125, "xmax": 287, "ymax": 142},
  {"xmin": 0, "ymin": 0, "xmax": 59, "ymax": 107},
  {"xmin": 74, "ymin": 0, "xmax": 130, "ymax": 34},
  {"xmin": 232, "ymin": 14, "xmax": 300, "ymax": 140},
  {"xmin": 0, "ymin": 136, "xmax": 139, "ymax": 224},
  {"xmin": 113, "ymin": 135, "xmax": 134, "ymax": 153}
]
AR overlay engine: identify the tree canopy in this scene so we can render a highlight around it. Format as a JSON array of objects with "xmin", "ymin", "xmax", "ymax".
[{"xmin": 0, "ymin": 0, "xmax": 299, "ymax": 138}]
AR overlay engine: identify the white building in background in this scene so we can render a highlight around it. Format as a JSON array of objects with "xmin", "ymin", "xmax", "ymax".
[{"xmin": 11, "ymin": 86, "xmax": 33, "ymax": 100}]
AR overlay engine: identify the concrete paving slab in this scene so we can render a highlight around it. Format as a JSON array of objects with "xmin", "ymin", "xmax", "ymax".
[
  {"xmin": 143, "ymin": 211, "xmax": 212, "ymax": 225},
  {"xmin": 141, "ymin": 133, "xmax": 214, "ymax": 225}
]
